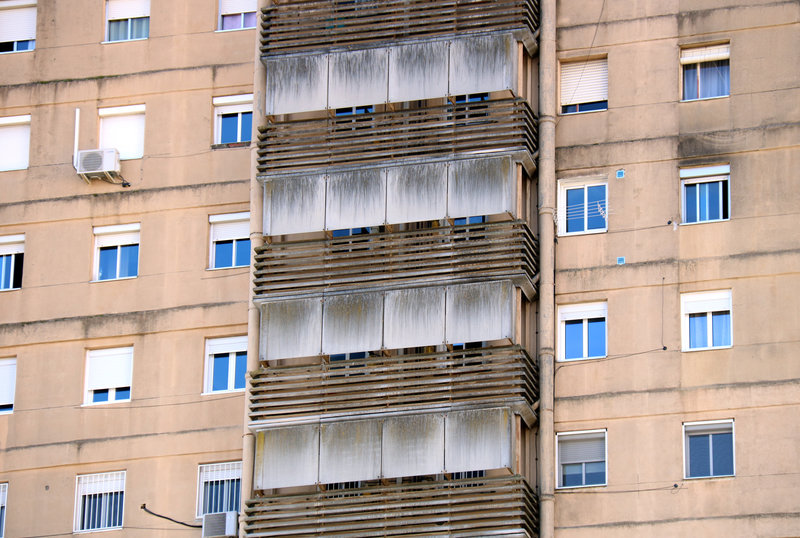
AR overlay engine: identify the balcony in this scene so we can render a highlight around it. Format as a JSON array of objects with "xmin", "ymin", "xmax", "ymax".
[
  {"xmin": 244, "ymin": 475, "xmax": 538, "ymax": 537},
  {"xmin": 254, "ymin": 220, "xmax": 538, "ymax": 300},
  {"xmin": 261, "ymin": 0, "xmax": 539, "ymax": 57},
  {"xmin": 258, "ymin": 98, "xmax": 537, "ymax": 176},
  {"xmin": 249, "ymin": 344, "xmax": 538, "ymax": 425}
]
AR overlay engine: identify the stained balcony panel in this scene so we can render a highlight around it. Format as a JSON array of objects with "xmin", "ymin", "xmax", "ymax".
[
  {"xmin": 264, "ymin": 174, "xmax": 326, "ymax": 236},
  {"xmin": 265, "ymin": 55, "xmax": 328, "ymax": 115},
  {"xmin": 321, "ymin": 292, "xmax": 384, "ymax": 355},
  {"xmin": 325, "ymin": 168, "xmax": 385, "ymax": 230},
  {"xmin": 384, "ymin": 287, "xmax": 446, "ymax": 349},
  {"xmin": 329, "ymin": 48, "xmax": 388, "ymax": 109},
  {"xmin": 261, "ymin": 298, "xmax": 322, "ymax": 361},
  {"xmin": 446, "ymin": 408, "xmax": 513, "ymax": 473},
  {"xmin": 449, "ymin": 34, "xmax": 516, "ymax": 96},
  {"xmin": 385, "ymin": 161, "xmax": 448, "ymax": 225},
  {"xmin": 388, "ymin": 41, "xmax": 450, "ymax": 103},
  {"xmin": 254, "ymin": 424, "xmax": 319, "ymax": 490},
  {"xmin": 449, "ymin": 155, "xmax": 515, "ymax": 218},
  {"xmin": 319, "ymin": 420, "xmax": 382, "ymax": 484},
  {"xmin": 446, "ymin": 281, "xmax": 514, "ymax": 344}
]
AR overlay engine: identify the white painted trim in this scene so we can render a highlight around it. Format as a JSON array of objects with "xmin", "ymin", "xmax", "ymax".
[
  {"xmin": 555, "ymin": 429, "xmax": 607, "ymax": 489},
  {"xmin": 93, "ymin": 223, "xmax": 140, "ymax": 235},
  {"xmin": 683, "ymin": 419, "xmax": 735, "ymax": 479},
  {"xmin": 679, "ymin": 164, "xmax": 730, "ymax": 179},
  {"xmin": 98, "ymin": 104, "xmax": 145, "ymax": 117},
  {"xmin": 209, "ymin": 211, "xmax": 249, "ymax": 224},
  {"xmin": 212, "ymin": 93, "xmax": 253, "ymax": 106},
  {"xmin": 0, "ymin": 114, "xmax": 30, "ymax": 126}
]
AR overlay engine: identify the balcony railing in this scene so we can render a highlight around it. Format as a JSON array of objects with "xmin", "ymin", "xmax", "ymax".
[
  {"xmin": 255, "ymin": 220, "xmax": 538, "ymax": 300},
  {"xmin": 258, "ymin": 98, "xmax": 537, "ymax": 176},
  {"xmin": 261, "ymin": 0, "xmax": 539, "ymax": 57},
  {"xmin": 244, "ymin": 475, "xmax": 538, "ymax": 537},
  {"xmin": 249, "ymin": 344, "xmax": 538, "ymax": 424}
]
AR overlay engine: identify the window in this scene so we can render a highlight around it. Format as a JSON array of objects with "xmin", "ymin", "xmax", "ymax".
[
  {"xmin": 219, "ymin": 0, "xmax": 256, "ymax": 30},
  {"xmin": 558, "ymin": 177, "xmax": 607, "ymax": 235},
  {"xmin": 106, "ymin": 0, "xmax": 149, "ymax": 42},
  {"xmin": 209, "ymin": 213, "xmax": 250, "ymax": 268},
  {"xmin": 0, "ymin": 115, "xmax": 30, "ymax": 171},
  {"xmin": 0, "ymin": 358, "xmax": 15, "ymax": 414},
  {"xmin": 0, "ymin": 234, "xmax": 23, "ymax": 290},
  {"xmin": 0, "ymin": 482, "xmax": 6, "ymax": 538},
  {"xmin": 74, "ymin": 471, "xmax": 125, "ymax": 532},
  {"xmin": 681, "ymin": 44, "xmax": 729, "ymax": 101},
  {"xmin": 197, "ymin": 462, "xmax": 241, "ymax": 517},
  {"xmin": 558, "ymin": 302, "xmax": 607, "ymax": 361},
  {"xmin": 560, "ymin": 58, "xmax": 608, "ymax": 113},
  {"xmin": 204, "ymin": 337, "xmax": 247, "ymax": 394},
  {"xmin": 99, "ymin": 105, "xmax": 145, "ymax": 160},
  {"xmin": 681, "ymin": 290, "xmax": 732, "ymax": 351},
  {"xmin": 681, "ymin": 164, "xmax": 729, "ymax": 224},
  {"xmin": 684, "ymin": 420, "xmax": 734, "ymax": 479},
  {"xmin": 93, "ymin": 223, "xmax": 139, "ymax": 281},
  {"xmin": 557, "ymin": 430, "xmax": 607, "ymax": 488},
  {"xmin": 213, "ymin": 95, "xmax": 252, "ymax": 145},
  {"xmin": 84, "ymin": 347, "xmax": 133, "ymax": 405},
  {"xmin": 0, "ymin": 1, "xmax": 36, "ymax": 53}
]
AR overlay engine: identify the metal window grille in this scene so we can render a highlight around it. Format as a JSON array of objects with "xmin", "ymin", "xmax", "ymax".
[
  {"xmin": 198, "ymin": 462, "xmax": 242, "ymax": 517},
  {"xmin": 74, "ymin": 471, "xmax": 125, "ymax": 531}
]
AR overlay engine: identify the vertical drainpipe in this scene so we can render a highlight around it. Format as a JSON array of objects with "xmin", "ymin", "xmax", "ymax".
[
  {"xmin": 240, "ymin": 1, "xmax": 269, "ymax": 535},
  {"xmin": 537, "ymin": 0, "xmax": 556, "ymax": 536}
]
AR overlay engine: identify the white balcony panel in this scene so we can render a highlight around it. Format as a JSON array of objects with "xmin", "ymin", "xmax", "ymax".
[
  {"xmin": 266, "ymin": 55, "xmax": 328, "ymax": 115},
  {"xmin": 388, "ymin": 41, "xmax": 449, "ymax": 103},
  {"xmin": 386, "ymin": 162, "xmax": 447, "ymax": 225},
  {"xmin": 326, "ymin": 169, "xmax": 385, "ymax": 230},
  {"xmin": 254, "ymin": 425, "xmax": 319, "ymax": 489},
  {"xmin": 449, "ymin": 34, "xmax": 516, "ymax": 96},
  {"xmin": 384, "ymin": 287, "xmax": 446, "ymax": 349},
  {"xmin": 446, "ymin": 281, "xmax": 514, "ymax": 344},
  {"xmin": 322, "ymin": 293, "xmax": 384, "ymax": 355},
  {"xmin": 445, "ymin": 408, "xmax": 512, "ymax": 473},
  {"xmin": 264, "ymin": 175, "xmax": 325, "ymax": 235},
  {"xmin": 329, "ymin": 49, "xmax": 388, "ymax": 109},
  {"xmin": 382, "ymin": 414, "xmax": 445, "ymax": 478},
  {"xmin": 319, "ymin": 420, "xmax": 382, "ymax": 484},
  {"xmin": 449, "ymin": 156, "xmax": 515, "ymax": 218},
  {"xmin": 262, "ymin": 298, "xmax": 322, "ymax": 360}
]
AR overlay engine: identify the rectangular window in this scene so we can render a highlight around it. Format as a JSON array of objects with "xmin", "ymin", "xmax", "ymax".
[
  {"xmin": 0, "ymin": 358, "xmax": 16, "ymax": 414},
  {"xmin": 0, "ymin": 2, "xmax": 36, "ymax": 53},
  {"xmin": 557, "ymin": 430, "xmax": 607, "ymax": 488},
  {"xmin": 558, "ymin": 302, "xmax": 607, "ymax": 361},
  {"xmin": 74, "ymin": 471, "xmax": 125, "ymax": 532},
  {"xmin": 682, "ymin": 44, "xmax": 730, "ymax": 100},
  {"xmin": 681, "ymin": 164, "xmax": 730, "ymax": 224},
  {"xmin": 0, "ymin": 115, "xmax": 31, "ymax": 171},
  {"xmin": 0, "ymin": 234, "xmax": 24, "ymax": 290},
  {"xmin": 84, "ymin": 347, "xmax": 133, "ymax": 405},
  {"xmin": 106, "ymin": 0, "xmax": 149, "ymax": 41},
  {"xmin": 219, "ymin": 0, "xmax": 256, "ymax": 30},
  {"xmin": 0, "ymin": 482, "xmax": 6, "ymax": 538},
  {"xmin": 99, "ymin": 105, "xmax": 145, "ymax": 160},
  {"xmin": 681, "ymin": 290, "xmax": 732, "ymax": 351},
  {"xmin": 204, "ymin": 336, "xmax": 247, "ymax": 394},
  {"xmin": 684, "ymin": 420, "xmax": 734, "ymax": 478},
  {"xmin": 213, "ymin": 95, "xmax": 252, "ymax": 145},
  {"xmin": 93, "ymin": 223, "xmax": 139, "ymax": 281},
  {"xmin": 561, "ymin": 58, "xmax": 608, "ymax": 114},
  {"xmin": 558, "ymin": 177, "xmax": 607, "ymax": 235},
  {"xmin": 209, "ymin": 213, "xmax": 249, "ymax": 269},
  {"xmin": 197, "ymin": 462, "xmax": 242, "ymax": 517}
]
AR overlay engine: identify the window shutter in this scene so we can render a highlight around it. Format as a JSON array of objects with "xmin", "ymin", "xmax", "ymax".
[
  {"xmin": 200, "ymin": 461, "xmax": 242, "ymax": 483},
  {"xmin": 0, "ymin": 122, "xmax": 31, "ymax": 171},
  {"xmin": 78, "ymin": 471, "xmax": 126, "ymax": 495},
  {"xmin": 0, "ymin": 235, "xmax": 24, "ymax": 256},
  {"xmin": 210, "ymin": 218, "xmax": 249, "ymax": 242},
  {"xmin": 560, "ymin": 436, "xmax": 604, "ymax": 464},
  {"xmin": 206, "ymin": 336, "xmax": 247, "ymax": 356},
  {"xmin": 0, "ymin": 5, "xmax": 36, "ymax": 42},
  {"xmin": 0, "ymin": 359, "xmax": 16, "ymax": 407},
  {"xmin": 106, "ymin": 0, "xmax": 149, "ymax": 19},
  {"xmin": 680, "ymin": 44, "xmax": 730, "ymax": 65},
  {"xmin": 682, "ymin": 290, "xmax": 731, "ymax": 314},
  {"xmin": 219, "ymin": 0, "xmax": 255, "ymax": 15},
  {"xmin": 99, "ymin": 113, "xmax": 145, "ymax": 160},
  {"xmin": 561, "ymin": 59, "xmax": 608, "ymax": 106},
  {"xmin": 94, "ymin": 225, "xmax": 139, "ymax": 248},
  {"xmin": 86, "ymin": 348, "xmax": 133, "ymax": 391}
]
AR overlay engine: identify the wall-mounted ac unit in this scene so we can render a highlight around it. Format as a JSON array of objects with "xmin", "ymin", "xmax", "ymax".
[
  {"xmin": 77, "ymin": 148, "xmax": 123, "ymax": 184},
  {"xmin": 202, "ymin": 511, "xmax": 238, "ymax": 538}
]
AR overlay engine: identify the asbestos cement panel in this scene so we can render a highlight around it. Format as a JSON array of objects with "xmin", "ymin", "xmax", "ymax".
[
  {"xmin": 445, "ymin": 408, "xmax": 513, "ymax": 473},
  {"xmin": 385, "ymin": 162, "xmax": 447, "ymax": 225},
  {"xmin": 319, "ymin": 420, "xmax": 382, "ymax": 483},
  {"xmin": 329, "ymin": 48, "xmax": 388, "ymax": 109},
  {"xmin": 384, "ymin": 286, "xmax": 446, "ymax": 349},
  {"xmin": 262, "ymin": 298, "xmax": 322, "ymax": 360},
  {"xmin": 388, "ymin": 41, "xmax": 449, "ymax": 103},
  {"xmin": 266, "ymin": 55, "xmax": 328, "ymax": 115},
  {"xmin": 448, "ymin": 156, "xmax": 515, "ymax": 218},
  {"xmin": 382, "ymin": 413, "xmax": 445, "ymax": 478},
  {"xmin": 449, "ymin": 34, "xmax": 516, "ymax": 96},
  {"xmin": 265, "ymin": 174, "xmax": 326, "ymax": 236},
  {"xmin": 322, "ymin": 292, "xmax": 384, "ymax": 355},
  {"xmin": 326, "ymin": 168, "xmax": 386, "ymax": 230},
  {"xmin": 254, "ymin": 425, "xmax": 319, "ymax": 489},
  {"xmin": 445, "ymin": 281, "xmax": 514, "ymax": 344}
]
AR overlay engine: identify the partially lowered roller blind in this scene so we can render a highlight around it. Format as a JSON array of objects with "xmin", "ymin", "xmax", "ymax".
[
  {"xmin": 559, "ymin": 434, "xmax": 605, "ymax": 464},
  {"xmin": 106, "ymin": 0, "xmax": 149, "ymax": 19},
  {"xmin": 680, "ymin": 44, "xmax": 729, "ymax": 64},
  {"xmin": 85, "ymin": 347, "xmax": 133, "ymax": 391},
  {"xmin": 219, "ymin": 0, "xmax": 255, "ymax": 14},
  {"xmin": 210, "ymin": 213, "xmax": 249, "ymax": 241},
  {"xmin": 561, "ymin": 58, "xmax": 608, "ymax": 106},
  {"xmin": 0, "ymin": 5, "xmax": 36, "ymax": 42}
]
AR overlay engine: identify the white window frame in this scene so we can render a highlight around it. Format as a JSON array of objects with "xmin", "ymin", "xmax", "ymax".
[
  {"xmin": 560, "ymin": 57, "xmax": 608, "ymax": 114},
  {"xmin": 84, "ymin": 347, "xmax": 133, "ymax": 406},
  {"xmin": 681, "ymin": 290, "xmax": 733, "ymax": 352},
  {"xmin": 557, "ymin": 302, "xmax": 608, "ymax": 361},
  {"xmin": 556, "ymin": 429, "xmax": 607, "ymax": 489},
  {"xmin": 0, "ymin": 234, "xmax": 24, "ymax": 291},
  {"xmin": 105, "ymin": 0, "xmax": 150, "ymax": 42},
  {"xmin": 209, "ymin": 212, "xmax": 250, "ymax": 269},
  {"xmin": 683, "ymin": 419, "xmax": 735, "ymax": 479},
  {"xmin": 93, "ymin": 223, "xmax": 140, "ymax": 281},
  {"xmin": 0, "ymin": 115, "xmax": 31, "ymax": 171},
  {"xmin": 0, "ymin": 357, "xmax": 16, "ymax": 415},
  {"xmin": 557, "ymin": 176, "xmax": 608, "ymax": 236},
  {"xmin": 98, "ymin": 105, "xmax": 145, "ymax": 160},
  {"xmin": 217, "ymin": 0, "xmax": 256, "ymax": 31},
  {"xmin": 0, "ymin": 1, "xmax": 36, "ymax": 53},
  {"xmin": 213, "ymin": 94, "xmax": 253, "ymax": 145},
  {"xmin": 74, "ymin": 471, "xmax": 125, "ymax": 532},
  {"xmin": 680, "ymin": 43, "xmax": 730, "ymax": 101},
  {"xmin": 680, "ymin": 164, "xmax": 730, "ymax": 225},
  {"xmin": 204, "ymin": 336, "xmax": 247, "ymax": 394},
  {"xmin": 0, "ymin": 482, "xmax": 7, "ymax": 538},
  {"xmin": 196, "ymin": 461, "xmax": 242, "ymax": 518}
]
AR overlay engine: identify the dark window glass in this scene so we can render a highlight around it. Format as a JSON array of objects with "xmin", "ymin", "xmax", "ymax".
[
  {"xmin": 92, "ymin": 389, "xmax": 110, "ymax": 403},
  {"xmin": 688, "ymin": 434, "xmax": 711, "ymax": 477},
  {"xmin": 566, "ymin": 188, "xmax": 585, "ymax": 233},
  {"xmin": 115, "ymin": 387, "xmax": 130, "ymax": 400}
]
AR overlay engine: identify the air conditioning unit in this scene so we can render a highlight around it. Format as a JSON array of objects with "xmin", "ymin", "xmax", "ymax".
[
  {"xmin": 202, "ymin": 511, "xmax": 238, "ymax": 538},
  {"xmin": 76, "ymin": 148, "xmax": 123, "ymax": 184}
]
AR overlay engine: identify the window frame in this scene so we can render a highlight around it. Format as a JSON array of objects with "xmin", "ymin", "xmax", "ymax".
[
  {"xmin": 74, "ymin": 471, "xmax": 125, "ymax": 532},
  {"xmin": 0, "ymin": 357, "xmax": 16, "ymax": 415},
  {"xmin": 218, "ymin": 0, "xmax": 257, "ymax": 31},
  {"xmin": 557, "ymin": 176, "xmax": 608, "ymax": 236},
  {"xmin": 0, "ymin": 234, "xmax": 24, "ymax": 291},
  {"xmin": 93, "ymin": 223, "xmax": 140, "ymax": 281},
  {"xmin": 680, "ymin": 164, "xmax": 730, "ymax": 225},
  {"xmin": 196, "ymin": 461, "xmax": 242, "ymax": 518},
  {"xmin": 557, "ymin": 302, "xmax": 608, "ymax": 362},
  {"xmin": 105, "ymin": 0, "xmax": 150, "ymax": 42},
  {"xmin": 683, "ymin": 419, "xmax": 735, "ymax": 479},
  {"xmin": 0, "ymin": 115, "xmax": 31, "ymax": 171},
  {"xmin": 209, "ymin": 212, "xmax": 250, "ymax": 269},
  {"xmin": 680, "ymin": 44, "xmax": 730, "ymax": 102},
  {"xmin": 98, "ymin": 105, "xmax": 145, "ymax": 160},
  {"xmin": 84, "ymin": 347, "xmax": 133, "ymax": 406},
  {"xmin": 204, "ymin": 336, "xmax": 247, "ymax": 394},
  {"xmin": 560, "ymin": 57, "xmax": 609, "ymax": 114},
  {"xmin": 680, "ymin": 290, "xmax": 733, "ymax": 352},
  {"xmin": 0, "ymin": 482, "xmax": 6, "ymax": 538},
  {"xmin": 556, "ymin": 429, "xmax": 607, "ymax": 489},
  {"xmin": 0, "ymin": 2, "xmax": 36, "ymax": 54},
  {"xmin": 213, "ymin": 94, "xmax": 253, "ymax": 145}
]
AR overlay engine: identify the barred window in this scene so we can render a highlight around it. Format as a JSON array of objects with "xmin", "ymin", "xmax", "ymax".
[
  {"xmin": 197, "ymin": 462, "xmax": 242, "ymax": 517},
  {"xmin": 74, "ymin": 471, "xmax": 125, "ymax": 532}
]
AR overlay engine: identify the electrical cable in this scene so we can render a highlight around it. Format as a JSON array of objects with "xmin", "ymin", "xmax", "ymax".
[{"xmin": 140, "ymin": 503, "xmax": 202, "ymax": 528}]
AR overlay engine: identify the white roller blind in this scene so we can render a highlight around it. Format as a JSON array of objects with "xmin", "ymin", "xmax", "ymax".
[
  {"xmin": 0, "ymin": 5, "xmax": 36, "ymax": 41},
  {"xmin": 200, "ymin": 461, "xmax": 241, "ymax": 482},
  {"xmin": 682, "ymin": 290, "xmax": 731, "ymax": 314},
  {"xmin": 0, "ymin": 121, "xmax": 30, "ymax": 171},
  {"xmin": 77, "ymin": 471, "xmax": 126, "ymax": 495},
  {"xmin": 86, "ymin": 347, "xmax": 133, "ymax": 391},
  {"xmin": 681, "ymin": 44, "xmax": 730, "ymax": 65},
  {"xmin": 94, "ymin": 229, "xmax": 139, "ymax": 248},
  {"xmin": 210, "ymin": 215, "xmax": 249, "ymax": 242},
  {"xmin": 0, "ymin": 358, "xmax": 16, "ymax": 407},
  {"xmin": 106, "ymin": 0, "xmax": 149, "ymax": 19},
  {"xmin": 0, "ymin": 234, "xmax": 24, "ymax": 255},
  {"xmin": 561, "ymin": 58, "xmax": 608, "ymax": 106},
  {"xmin": 206, "ymin": 336, "xmax": 246, "ymax": 356},
  {"xmin": 100, "ymin": 113, "xmax": 145, "ymax": 160},
  {"xmin": 559, "ymin": 435, "xmax": 605, "ymax": 464},
  {"xmin": 220, "ymin": 0, "xmax": 255, "ymax": 15}
]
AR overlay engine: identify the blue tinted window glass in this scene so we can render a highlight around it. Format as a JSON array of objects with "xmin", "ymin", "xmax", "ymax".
[
  {"xmin": 699, "ymin": 60, "xmax": 729, "ymax": 99},
  {"xmin": 564, "ymin": 320, "xmax": 583, "ymax": 359},
  {"xmin": 587, "ymin": 318, "xmax": 606, "ymax": 357},
  {"xmin": 212, "ymin": 353, "xmax": 229, "ymax": 391},
  {"xmin": 243, "ymin": 11, "xmax": 257, "ymax": 28},
  {"xmin": 240, "ymin": 112, "xmax": 252, "ymax": 142},
  {"xmin": 562, "ymin": 463, "xmax": 583, "ymax": 487},
  {"xmin": 707, "ymin": 181, "xmax": 721, "ymax": 220},
  {"xmin": 698, "ymin": 182, "xmax": 709, "ymax": 221},
  {"xmin": 561, "ymin": 104, "xmax": 578, "ymax": 114},
  {"xmin": 689, "ymin": 313, "xmax": 707, "ymax": 348},
  {"xmin": 221, "ymin": 13, "xmax": 241, "ymax": 30},
  {"xmin": 468, "ymin": 216, "xmax": 486, "ymax": 224},
  {"xmin": 685, "ymin": 183, "xmax": 698, "ymax": 223},
  {"xmin": 689, "ymin": 434, "xmax": 711, "ymax": 477},
  {"xmin": 453, "ymin": 218, "xmax": 466, "ymax": 226},
  {"xmin": 214, "ymin": 240, "xmax": 234, "ymax": 268},
  {"xmin": 234, "ymin": 351, "xmax": 247, "ymax": 389},
  {"xmin": 584, "ymin": 461, "xmax": 605, "ymax": 485},
  {"xmin": 115, "ymin": 387, "xmax": 130, "ymax": 400},
  {"xmin": 331, "ymin": 229, "xmax": 350, "ymax": 237},
  {"xmin": 0, "ymin": 255, "xmax": 10, "ymax": 289},
  {"xmin": 586, "ymin": 185, "xmax": 606, "ymax": 230},
  {"xmin": 131, "ymin": 17, "xmax": 149, "ymax": 39},
  {"xmin": 118, "ymin": 244, "xmax": 138, "ymax": 278},
  {"xmin": 108, "ymin": 19, "xmax": 128, "ymax": 41},
  {"xmin": 566, "ymin": 188, "xmax": 585, "ymax": 233},
  {"xmin": 580, "ymin": 100, "xmax": 607, "ymax": 112},
  {"xmin": 712, "ymin": 311, "xmax": 731, "ymax": 347},
  {"xmin": 220, "ymin": 114, "xmax": 239, "ymax": 143},
  {"xmin": 683, "ymin": 64, "xmax": 698, "ymax": 100},
  {"xmin": 93, "ymin": 389, "xmax": 109, "ymax": 403},
  {"xmin": 234, "ymin": 238, "xmax": 250, "ymax": 267},
  {"xmin": 98, "ymin": 246, "xmax": 118, "ymax": 280},
  {"xmin": 712, "ymin": 432, "xmax": 734, "ymax": 476},
  {"xmin": 17, "ymin": 39, "xmax": 34, "ymax": 51}
]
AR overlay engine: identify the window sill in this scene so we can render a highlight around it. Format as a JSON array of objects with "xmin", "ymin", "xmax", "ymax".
[
  {"xmin": 102, "ymin": 38, "xmax": 149, "ymax": 44},
  {"xmin": 556, "ymin": 482, "xmax": 607, "ymax": 490},
  {"xmin": 215, "ymin": 27, "xmax": 256, "ymax": 33},
  {"xmin": 207, "ymin": 265, "xmax": 249, "ymax": 271},
  {"xmin": 0, "ymin": 409, "xmax": 12, "ymax": 415},
  {"xmin": 684, "ymin": 473, "xmax": 734, "ymax": 480},
  {"xmin": 680, "ymin": 95, "xmax": 729, "ymax": 103},
  {"xmin": 0, "ymin": 287, "xmax": 21, "ymax": 292},
  {"xmin": 81, "ymin": 400, "xmax": 131, "ymax": 407},
  {"xmin": 201, "ymin": 389, "xmax": 245, "ymax": 396},
  {"xmin": 557, "ymin": 355, "xmax": 607, "ymax": 363},
  {"xmin": 0, "ymin": 49, "xmax": 34, "ymax": 55},
  {"xmin": 681, "ymin": 344, "xmax": 732, "ymax": 352},
  {"xmin": 212, "ymin": 141, "xmax": 250, "ymax": 149},
  {"xmin": 559, "ymin": 108, "xmax": 608, "ymax": 116},
  {"xmin": 558, "ymin": 228, "xmax": 608, "ymax": 237},
  {"xmin": 91, "ymin": 276, "xmax": 138, "ymax": 283},
  {"xmin": 74, "ymin": 525, "xmax": 124, "ymax": 533},
  {"xmin": 679, "ymin": 218, "xmax": 729, "ymax": 226}
]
